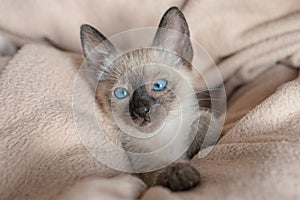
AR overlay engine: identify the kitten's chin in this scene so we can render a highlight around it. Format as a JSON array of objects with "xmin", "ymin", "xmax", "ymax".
[
  {"xmin": 112, "ymin": 105, "xmax": 168, "ymax": 136},
  {"xmin": 139, "ymin": 119, "xmax": 150, "ymax": 127},
  {"xmin": 114, "ymin": 114, "xmax": 166, "ymax": 136},
  {"xmin": 132, "ymin": 117, "xmax": 165, "ymax": 134},
  {"xmin": 130, "ymin": 115, "xmax": 152, "ymax": 128},
  {"xmin": 134, "ymin": 108, "xmax": 167, "ymax": 133}
]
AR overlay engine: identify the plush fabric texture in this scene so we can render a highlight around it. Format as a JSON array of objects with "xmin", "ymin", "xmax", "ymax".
[
  {"xmin": 0, "ymin": 45, "xmax": 125, "ymax": 200},
  {"xmin": 0, "ymin": 1, "xmax": 300, "ymax": 199},
  {"xmin": 0, "ymin": 0, "xmax": 184, "ymax": 51},
  {"xmin": 183, "ymin": 0, "xmax": 300, "ymax": 91},
  {"xmin": 0, "ymin": 56, "xmax": 10, "ymax": 72},
  {"xmin": 1, "ymin": 44, "xmax": 299, "ymax": 200},
  {"xmin": 1, "ymin": 0, "xmax": 300, "ymax": 89}
]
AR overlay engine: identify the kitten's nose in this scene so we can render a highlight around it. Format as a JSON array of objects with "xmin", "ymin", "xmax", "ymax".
[
  {"xmin": 129, "ymin": 85, "xmax": 155, "ymax": 120},
  {"xmin": 134, "ymin": 106, "xmax": 150, "ymax": 118}
]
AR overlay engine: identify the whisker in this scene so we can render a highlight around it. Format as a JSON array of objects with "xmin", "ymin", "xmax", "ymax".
[
  {"xmin": 193, "ymin": 88, "xmax": 224, "ymax": 94},
  {"xmin": 198, "ymin": 98, "xmax": 224, "ymax": 102},
  {"xmin": 195, "ymin": 92, "xmax": 212, "ymax": 96},
  {"xmin": 180, "ymin": 93, "xmax": 224, "ymax": 101},
  {"xmin": 193, "ymin": 107, "xmax": 225, "ymax": 116},
  {"xmin": 209, "ymin": 108, "xmax": 225, "ymax": 114},
  {"xmin": 181, "ymin": 90, "xmax": 224, "ymax": 97}
]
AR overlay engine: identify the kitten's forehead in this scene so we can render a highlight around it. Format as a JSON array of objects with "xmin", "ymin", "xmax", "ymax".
[
  {"xmin": 115, "ymin": 49, "xmax": 182, "ymax": 71},
  {"xmin": 116, "ymin": 65, "xmax": 178, "ymax": 91},
  {"xmin": 109, "ymin": 48, "xmax": 184, "ymax": 87}
]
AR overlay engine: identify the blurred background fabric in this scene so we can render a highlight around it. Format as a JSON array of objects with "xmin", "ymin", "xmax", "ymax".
[{"xmin": 0, "ymin": 0, "xmax": 300, "ymax": 89}]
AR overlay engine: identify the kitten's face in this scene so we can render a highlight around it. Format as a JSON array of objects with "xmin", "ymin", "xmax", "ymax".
[
  {"xmin": 80, "ymin": 7, "xmax": 194, "ymax": 134},
  {"xmin": 95, "ymin": 49, "xmax": 191, "ymax": 133}
]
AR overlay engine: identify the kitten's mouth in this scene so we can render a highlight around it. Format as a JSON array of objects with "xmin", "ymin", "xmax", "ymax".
[
  {"xmin": 131, "ymin": 115, "xmax": 151, "ymax": 127},
  {"xmin": 139, "ymin": 117, "xmax": 151, "ymax": 127}
]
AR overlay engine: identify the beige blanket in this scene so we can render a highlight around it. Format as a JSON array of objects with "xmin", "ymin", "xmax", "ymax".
[
  {"xmin": 0, "ymin": 45, "xmax": 115, "ymax": 200},
  {"xmin": 1, "ymin": 0, "xmax": 300, "ymax": 89},
  {"xmin": 1, "ymin": 1, "xmax": 300, "ymax": 199},
  {"xmin": 0, "ymin": 43, "xmax": 299, "ymax": 200}
]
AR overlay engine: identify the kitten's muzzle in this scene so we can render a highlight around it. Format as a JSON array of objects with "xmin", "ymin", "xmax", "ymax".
[
  {"xmin": 129, "ymin": 86, "xmax": 156, "ymax": 125},
  {"xmin": 130, "ymin": 100, "xmax": 153, "ymax": 119},
  {"xmin": 135, "ymin": 107, "xmax": 150, "ymax": 117}
]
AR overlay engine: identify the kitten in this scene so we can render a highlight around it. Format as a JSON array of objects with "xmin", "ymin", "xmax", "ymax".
[{"xmin": 80, "ymin": 7, "xmax": 217, "ymax": 191}]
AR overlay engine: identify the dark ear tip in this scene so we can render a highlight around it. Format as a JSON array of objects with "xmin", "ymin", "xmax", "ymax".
[
  {"xmin": 80, "ymin": 24, "xmax": 93, "ymax": 32},
  {"xmin": 80, "ymin": 24, "xmax": 89, "ymax": 29},
  {"xmin": 167, "ymin": 6, "xmax": 180, "ymax": 12},
  {"xmin": 80, "ymin": 24, "xmax": 101, "ymax": 41},
  {"xmin": 165, "ymin": 6, "xmax": 182, "ymax": 15},
  {"xmin": 80, "ymin": 24, "xmax": 89, "ymax": 38},
  {"xmin": 162, "ymin": 7, "xmax": 186, "ymax": 23}
]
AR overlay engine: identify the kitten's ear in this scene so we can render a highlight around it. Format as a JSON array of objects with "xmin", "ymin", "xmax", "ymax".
[
  {"xmin": 153, "ymin": 7, "xmax": 193, "ymax": 62},
  {"xmin": 80, "ymin": 24, "xmax": 118, "ymax": 81}
]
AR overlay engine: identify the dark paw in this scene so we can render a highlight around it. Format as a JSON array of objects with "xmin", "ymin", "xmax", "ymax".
[{"xmin": 156, "ymin": 162, "xmax": 200, "ymax": 191}]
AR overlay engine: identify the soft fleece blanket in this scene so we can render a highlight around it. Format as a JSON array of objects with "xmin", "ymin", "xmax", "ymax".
[
  {"xmin": 1, "ymin": 43, "xmax": 300, "ymax": 200},
  {"xmin": 1, "ymin": 0, "xmax": 300, "ymax": 89},
  {"xmin": 1, "ymin": 0, "xmax": 300, "ymax": 199}
]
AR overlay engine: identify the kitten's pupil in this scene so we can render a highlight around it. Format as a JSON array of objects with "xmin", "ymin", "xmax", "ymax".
[
  {"xmin": 154, "ymin": 83, "xmax": 160, "ymax": 88},
  {"xmin": 153, "ymin": 79, "xmax": 168, "ymax": 91}
]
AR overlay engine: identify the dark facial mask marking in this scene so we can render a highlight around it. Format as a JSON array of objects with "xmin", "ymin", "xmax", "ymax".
[{"xmin": 129, "ymin": 85, "xmax": 156, "ymax": 125}]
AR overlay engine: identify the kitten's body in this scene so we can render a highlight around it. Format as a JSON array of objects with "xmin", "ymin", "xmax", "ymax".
[
  {"xmin": 80, "ymin": 7, "xmax": 217, "ymax": 191},
  {"xmin": 95, "ymin": 48, "xmax": 202, "ymax": 170}
]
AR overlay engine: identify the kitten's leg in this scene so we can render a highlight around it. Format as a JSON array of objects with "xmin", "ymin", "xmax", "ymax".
[
  {"xmin": 139, "ymin": 161, "xmax": 200, "ymax": 191},
  {"xmin": 186, "ymin": 110, "xmax": 219, "ymax": 159},
  {"xmin": 139, "ymin": 111, "xmax": 218, "ymax": 191},
  {"xmin": 137, "ymin": 111, "xmax": 217, "ymax": 191}
]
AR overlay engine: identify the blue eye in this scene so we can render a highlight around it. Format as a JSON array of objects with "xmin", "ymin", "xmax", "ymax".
[
  {"xmin": 114, "ymin": 87, "xmax": 129, "ymax": 99},
  {"xmin": 153, "ymin": 79, "xmax": 168, "ymax": 91}
]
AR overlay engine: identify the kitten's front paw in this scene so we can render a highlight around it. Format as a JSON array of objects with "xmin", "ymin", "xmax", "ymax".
[{"xmin": 156, "ymin": 162, "xmax": 200, "ymax": 191}]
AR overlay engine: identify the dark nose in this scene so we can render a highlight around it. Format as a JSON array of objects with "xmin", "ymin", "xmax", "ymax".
[
  {"xmin": 134, "ymin": 103, "xmax": 150, "ymax": 118},
  {"xmin": 129, "ymin": 85, "xmax": 155, "ymax": 119}
]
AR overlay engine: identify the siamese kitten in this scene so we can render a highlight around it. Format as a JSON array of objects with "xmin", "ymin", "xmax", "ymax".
[{"xmin": 80, "ymin": 7, "xmax": 216, "ymax": 191}]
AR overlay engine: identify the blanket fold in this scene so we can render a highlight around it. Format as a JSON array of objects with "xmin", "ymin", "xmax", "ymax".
[
  {"xmin": 183, "ymin": 0, "xmax": 300, "ymax": 90},
  {"xmin": 1, "ymin": 1, "xmax": 300, "ymax": 89}
]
